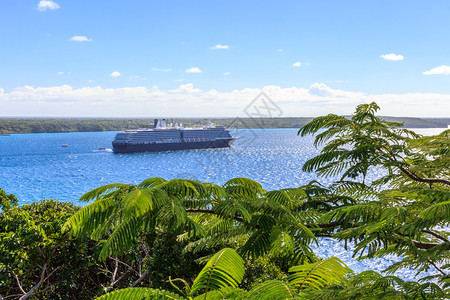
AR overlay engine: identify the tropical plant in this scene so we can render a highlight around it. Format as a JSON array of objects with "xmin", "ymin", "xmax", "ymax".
[
  {"xmin": 301, "ymin": 270, "xmax": 447, "ymax": 299},
  {"xmin": 95, "ymin": 248, "xmax": 351, "ymax": 300},
  {"xmin": 59, "ymin": 101, "xmax": 450, "ymax": 298},
  {"xmin": 63, "ymin": 177, "xmax": 338, "ymax": 265},
  {"xmin": 0, "ymin": 199, "xmax": 102, "ymax": 299},
  {"xmin": 298, "ymin": 102, "xmax": 450, "ymax": 287}
]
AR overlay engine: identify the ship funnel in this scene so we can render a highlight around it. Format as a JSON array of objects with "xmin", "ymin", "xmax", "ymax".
[{"xmin": 161, "ymin": 119, "xmax": 167, "ymax": 128}]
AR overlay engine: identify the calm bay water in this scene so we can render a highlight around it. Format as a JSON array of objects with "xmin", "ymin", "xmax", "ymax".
[
  {"xmin": 0, "ymin": 128, "xmax": 443, "ymax": 279},
  {"xmin": 0, "ymin": 129, "xmax": 332, "ymax": 203}
]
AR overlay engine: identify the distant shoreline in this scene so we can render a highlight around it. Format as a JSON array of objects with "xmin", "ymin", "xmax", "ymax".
[{"xmin": 0, "ymin": 117, "xmax": 449, "ymax": 134}]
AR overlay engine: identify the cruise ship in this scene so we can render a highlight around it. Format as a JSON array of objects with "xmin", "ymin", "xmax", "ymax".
[{"xmin": 112, "ymin": 119, "xmax": 236, "ymax": 153}]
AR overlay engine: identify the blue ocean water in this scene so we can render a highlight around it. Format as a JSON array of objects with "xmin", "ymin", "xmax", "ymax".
[
  {"xmin": 0, "ymin": 128, "xmax": 442, "ymax": 279},
  {"xmin": 0, "ymin": 129, "xmax": 333, "ymax": 203}
]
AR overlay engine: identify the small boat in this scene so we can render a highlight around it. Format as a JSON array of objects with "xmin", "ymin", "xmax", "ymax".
[
  {"xmin": 62, "ymin": 144, "xmax": 68, "ymax": 147},
  {"xmin": 98, "ymin": 147, "xmax": 106, "ymax": 150}
]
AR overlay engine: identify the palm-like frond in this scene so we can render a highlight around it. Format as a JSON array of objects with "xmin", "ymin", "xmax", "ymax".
[
  {"xmin": 193, "ymin": 287, "xmax": 248, "ymax": 300},
  {"xmin": 239, "ymin": 230, "xmax": 272, "ymax": 258},
  {"xmin": 99, "ymin": 217, "xmax": 140, "ymax": 259},
  {"xmin": 79, "ymin": 183, "xmax": 130, "ymax": 202},
  {"xmin": 122, "ymin": 188, "xmax": 155, "ymax": 218},
  {"xmin": 62, "ymin": 197, "xmax": 117, "ymax": 236},
  {"xmin": 297, "ymin": 114, "xmax": 351, "ymax": 137},
  {"xmin": 157, "ymin": 179, "xmax": 207, "ymax": 200},
  {"xmin": 223, "ymin": 177, "xmax": 264, "ymax": 199},
  {"xmin": 214, "ymin": 199, "xmax": 251, "ymax": 223},
  {"xmin": 288, "ymin": 257, "xmax": 351, "ymax": 290},
  {"xmin": 190, "ymin": 248, "xmax": 245, "ymax": 297},
  {"xmin": 138, "ymin": 177, "xmax": 166, "ymax": 188},
  {"xmin": 420, "ymin": 200, "xmax": 450, "ymax": 221},
  {"xmin": 249, "ymin": 280, "xmax": 298, "ymax": 299}
]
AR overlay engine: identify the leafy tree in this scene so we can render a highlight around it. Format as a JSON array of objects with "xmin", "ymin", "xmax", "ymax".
[
  {"xmin": 0, "ymin": 198, "xmax": 102, "ymax": 299},
  {"xmin": 298, "ymin": 102, "xmax": 450, "ymax": 288},
  {"xmin": 54, "ymin": 101, "xmax": 450, "ymax": 298},
  {"xmin": 94, "ymin": 248, "xmax": 351, "ymax": 300},
  {"xmin": 63, "ymin": 177, "xmax": 329, "ymax": 267},
  {"xmin": 0, "ymin": 188, "xmax": 18, "ymax": 211}
]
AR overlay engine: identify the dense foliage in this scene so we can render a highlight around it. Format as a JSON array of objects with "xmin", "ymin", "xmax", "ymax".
[
  {"xmin": 0, "ymin": 199, "xmax": 103, "ymax": 299},
  {"xmin": 1, "ymin": 102, "xmax": 449, "ymax": 299}
]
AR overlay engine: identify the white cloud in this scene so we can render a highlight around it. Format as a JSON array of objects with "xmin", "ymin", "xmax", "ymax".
[
  {"xmin": 37, "ymin": 0, "xmax": 59, "ymax": 11},
  {"xmin": 380, "ymin": 53, "xmax": 404, "ymax": 61},
  {"xmin": 57, "ymin": 72, "xmax": 64, "ymax": 75},
  {"xmin": 210, "ymin": 44, "xmax": 229, "ymax": 50},
  {"xmin": 308, "ymin": 83, "xmax": 331, "ymax": 97},
  {"xmin": 423, "ymin": 65, "xmax": 450, "ymax": 75},
  {"xmin": 277, "ymin": 49, "xmax": 283, "ymax": 53},
  {"xmin": 186, "ymin": 67, "xmax": 202, "ymax": 73},
  {"xmin": 293, "ymin": 62, "xmax": 301, "ymax": 67},
  {"xmin": 70, "ymin": 36, "xmax": 92, "ymax": 42},
  {"xmin": 169, "ymin": 83, "xmax": 202, "ymax": 93},
  {"xmin": 224, "ymin": 72, "xmax": 231, "ymax": 76},
  {"xmin": 1, "ymin": 83, "xmax": 449, "ymax": 117},
  {"xmin": 152, "ymin": 67, "xmax": 172, "ymax": 72},
  {"xmin": 110, "ymin": 71, "xmax": 121, "ymax": 78}
]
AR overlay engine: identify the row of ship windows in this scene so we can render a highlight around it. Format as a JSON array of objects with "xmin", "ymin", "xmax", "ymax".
[{"xmin": 126, "ymin": 138, "xmax": 212, "ymax": 144}]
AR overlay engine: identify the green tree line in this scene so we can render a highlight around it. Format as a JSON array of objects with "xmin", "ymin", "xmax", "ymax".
[{"xmin": 0, "ymin": 116, "xmax": 448, "ymax": 134}]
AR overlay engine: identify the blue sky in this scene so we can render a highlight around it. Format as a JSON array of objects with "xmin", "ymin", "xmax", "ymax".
[{"xmin": 1, "ymin": 1, "xmax": 449, "ymax": 117}]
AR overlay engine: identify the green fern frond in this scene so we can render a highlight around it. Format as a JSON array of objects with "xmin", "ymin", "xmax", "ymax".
[
  {"xmin": 193, "ymin": 287, "xmax": 248, "ymax": 299},
  {"xmin": 138, "ymin": 177, "xmax": 166, "ymax": 188},
  {"xmin": 157, "ymin": 179, "xmax": 206, "ymax": 200},
  {"xmin": 265, "ymin": 188, "xmax": 307, "ymax": 209},
  {"xmin": 214, "ymin": 199, "xmax": 251, "ymax": 223},
  {"xmin": 62, "ymin": 197, "xmax": 116, "ymax": 236},
  {"xmin": 223, "ymin": 177, "xmax": 264, "ymax": 199},
  {"xmin": 288, "ymin": 257, "xmax": 351, "ymax": 290},
  {"xmin": 157, "ymin": 197, "xmax": 187, "ymax": 228},
  {"xmin": 99, "ymin": 217, "xmax": 141, "ymax": 260},
  {"xmin": 420, "ymin": 200, "xmax": 450, "ymax": 221},
  {"xmin": 190, "ymin": 248, "xmax": 245, "ymax": 297},
  {"xmin": 79, "ymin": 183, "xmax": 130, "ymax": 202},
  {"xmin": 239, "ymin": 230, "xmax": 272, "ymax": 258},
  {"xmin": 203, "ymin": 183, "xmax": 227, "ymax": 200},
  {"xmin": 122, "ymin": 188, "xmax": 154, "ymax": 218},
  {"xmin": 249, "ymin": 280, "xmax": 298, "ymax": 299},
  {"xmin": 298, "ymin": 114, "xmax": 351, "ymax": 137},
  {"xmin": 269, "ymin": 227, "xmax": 295, "ymax": 257}
]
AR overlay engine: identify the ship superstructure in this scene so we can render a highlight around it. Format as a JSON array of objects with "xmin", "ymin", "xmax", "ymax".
[{"xmin": 112, "ymin": 119, "xmax": 236, "ymax": 153}]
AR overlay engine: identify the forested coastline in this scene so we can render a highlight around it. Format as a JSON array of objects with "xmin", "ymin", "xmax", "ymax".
[
  {"xmin": 0, "ymin": 116, "xmax": 448, "ymax": 134},
  {"xmin": 1, "ymin": 103, "xmax": 449, "ymax": 299}
]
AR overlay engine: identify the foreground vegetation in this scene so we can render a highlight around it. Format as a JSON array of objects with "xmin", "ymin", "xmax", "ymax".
[
  {"xmin": 1, "ymin": 102, "xmax": 449, "ymax": 299},
  {"xmin": 0, "ymin": 115, "xmax": 449, "ymax": 134}
]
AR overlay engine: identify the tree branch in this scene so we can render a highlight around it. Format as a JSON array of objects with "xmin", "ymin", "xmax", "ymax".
[
  {"xmin": 186, "ymin": 208, "xmax": 450, "ymax": 250},
  {"xmin": 109, "ymin": 257, "xmax": 138, "ymax": 275},
  {"xmin": 131, "ymin": 269, "xmax": 149, "ymax": 288},
  {"xmin": 397, "ymin": 166, "xmax": 450, "ymax": 186},
  {"xmin": 12, "ymin": 271, "xmax": 26, "ymax": 295},
  {"xmin": 110, "ymin": 259, "xmax": 119, "ymax": 287},
  {"xmin": 422, "ymin": 229, "xmax": 450, "ymax": 243},
  {"xmin": 428, "ymin": 260, "xmax": 446, "ymax": 276},
  {"xmin": 19, "ymin": 264, "xmax": 52, "ymax": 300}
]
